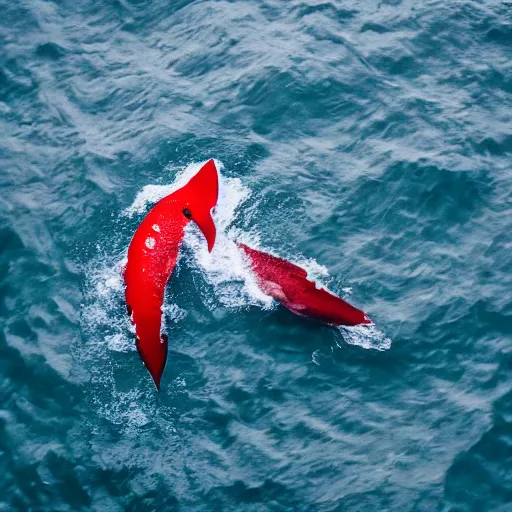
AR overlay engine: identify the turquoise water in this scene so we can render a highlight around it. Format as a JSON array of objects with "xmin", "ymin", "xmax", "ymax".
[{"xmin": 1, "ymin": 0, "xmax": 512, "ymax": 510}]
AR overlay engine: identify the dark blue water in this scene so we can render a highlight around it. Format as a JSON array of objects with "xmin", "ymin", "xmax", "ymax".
[{"xmin": 2, "ymin": 1, "xmax": 512, "ymax": 510}]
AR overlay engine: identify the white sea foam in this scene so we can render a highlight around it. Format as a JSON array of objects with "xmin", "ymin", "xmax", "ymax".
[
  {"xmin": 337, "ymin": 323, "xmax": 392, "ymax": 351},
  {"xmin": 162, "ymin": 303, "xmax": 187, "ymax": 322},
  {"xmin": 106, "ymin": 332, "xmax": 133, "ymax": 353},
  {"xmin": 81, "ymin": 255, "xmax": 132, "ymax": 347},
  {"xmin": 296, "ymin": 257, "xmax": 329, "ymax": 282},
  {"xmin": 183, "ymin": 170, "xmax": 273, "ymax": 309}
]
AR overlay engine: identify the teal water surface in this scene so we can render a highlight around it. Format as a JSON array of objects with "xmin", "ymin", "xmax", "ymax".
[{"xmin": 1, "ymin": 1, "xmax": 512, "ymax": 511}]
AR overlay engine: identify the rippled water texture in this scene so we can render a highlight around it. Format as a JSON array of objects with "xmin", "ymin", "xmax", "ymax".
[{"xmin": 1, "ymin": 1, "xmax": 512, "ymax": 510}]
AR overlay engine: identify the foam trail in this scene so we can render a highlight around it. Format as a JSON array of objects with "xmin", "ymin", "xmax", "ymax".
[{"xmin": 80, "ymin": 248, "xmax": 185, "ymax": 431}]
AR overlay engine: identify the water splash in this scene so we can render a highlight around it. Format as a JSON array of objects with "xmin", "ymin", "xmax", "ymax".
[{"xmin": 184, "ymin": 179, "xmax": 274, "ymax": 309}]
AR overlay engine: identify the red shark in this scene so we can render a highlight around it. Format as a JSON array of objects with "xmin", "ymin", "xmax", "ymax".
[
  {"xmin": 124, "ymin": 160, "xmax": 219, "ymax": 389},
  {"xmin": 237, "ymin": 243, "xmax": 371, "ymax": 326}
]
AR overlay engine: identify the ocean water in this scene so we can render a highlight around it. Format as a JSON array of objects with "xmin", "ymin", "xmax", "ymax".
[{"xmin": 1, "ymin": 0, "xmax": 511, "ymax": 510}]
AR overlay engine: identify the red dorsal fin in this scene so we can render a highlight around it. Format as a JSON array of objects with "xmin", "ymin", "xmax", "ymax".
[{"xmin": 179, "ymin": 159, "xmax": 219, "ymax": 252}]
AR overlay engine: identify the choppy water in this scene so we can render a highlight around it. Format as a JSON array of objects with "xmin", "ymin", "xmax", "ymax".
[{"xmin": 1, "ymin": 1, "xmax": 511, "ymax": 510}]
